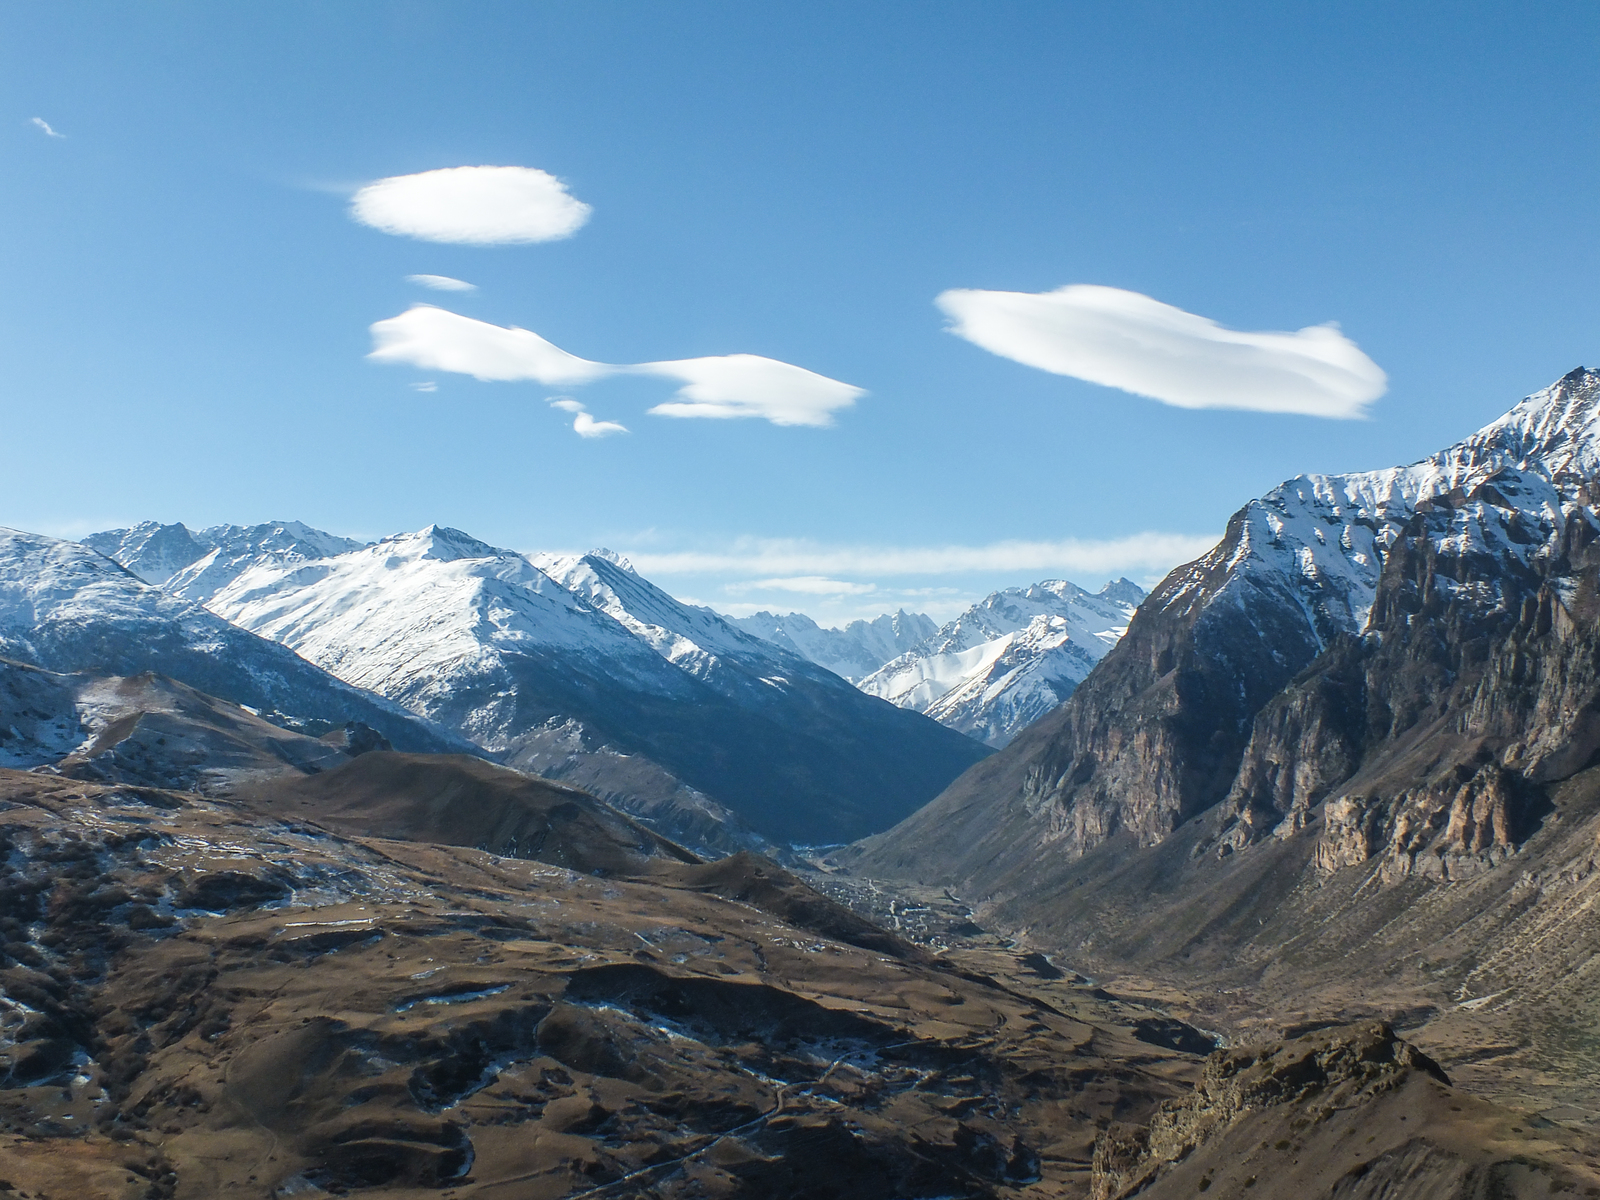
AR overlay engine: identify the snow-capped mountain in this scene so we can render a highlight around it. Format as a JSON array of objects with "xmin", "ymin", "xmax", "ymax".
[
  {"xmin": 197, "ymin": 527, "xmax": 987, "ymax": 844},
  {"xmin": 83, "ymin": 519, "xmax": 367, "ymax": 600},
  {"xmin": 857, "ymin": 579, "xmax": 1144, "ymax": 746},
  {"xmin": 726, "ymin": 609, "xmax": 938, "ymax": 683},
  {"xmin": 81, "ymin": 521, "xmax": 210, "ymax": 586},
  {"xmin": 209, "ymin": 526, "xmax": 690, "ymax": 743},
  {"xmin": 0, "ymin": 526, "xmax": 467, "ymax": 755},
  {"xmin": 856, "ymin": 367, "xmax": 1600, "ymax": 895}
]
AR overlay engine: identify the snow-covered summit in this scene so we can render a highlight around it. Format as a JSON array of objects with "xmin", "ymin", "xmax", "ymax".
[
  {"xmin": 207, "ymin": 527, "xmax": 680, "ymax": 745},
  {"xmin": 584, "ymin": 547, "xmax": 638, "ymax": 574},
  {"xmin": 1155, "ymin": 366, "xmax": 1600, "ymax": 652},
  {"xmin": 858, "ymin": 577, "xmax": 1144, "ymax": 746},
  {"xmin": 533, "ymin": 549, "xmax": 828, "ymax": 690},
  {"xmin": 81, "ymin": 521, "xmax": 209, "ymax": 585}
]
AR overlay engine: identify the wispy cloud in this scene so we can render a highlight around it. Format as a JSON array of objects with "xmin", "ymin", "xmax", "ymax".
[
  {"xmin": 370, "ymin": 305, "xmax": 863, "ymax": 428},
  {"xmin": 729, "ymin": 576, "xmax": 879, "ymax": 596},
  {"xmin": 352, "ymin": 166, "xmax": 590, "ymax": 245},
  {"xmin": 546, "ymin": 396, "xmax": 627, "ymax": 438},
  {"xmin": 937, "ymin": 284, "xmax": 1387, "ymax": 419},
  {"xmin": 406, "ymin": 274, "xmax": 477, "ymax": 292},
  {"xmin": 626, "ymin": 530, "xmax": 1217, "ymax": 579},
  {"xmin": 410, "ymin": 381, "xmax": 438, "ymax": 393},
  {"xmin": 30, "ymin": 117, "xmax": 65, "ymax": 139}
]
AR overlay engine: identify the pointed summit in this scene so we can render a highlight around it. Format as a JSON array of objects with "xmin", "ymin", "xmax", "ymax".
[
  {"xmin": 381, "ymin": 524, "xmax": 508, "ymax": 564},
  {"xmin": 1465, "ymin": 365, "xmax": 1600, "ymax": 477},
  {"xmin": 586, "ymin": 547, "xmax": 637, "ymax": 574}
]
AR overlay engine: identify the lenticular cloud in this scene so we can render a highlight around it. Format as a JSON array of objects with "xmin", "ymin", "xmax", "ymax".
[
  {"xmin": 369, "ymin": 306, "xmax": 863, "ymax": 428},
  {"xmin": 351, "ymin": 166, "xmax": 591, "ymax": 245},
  {"xmin": 936, "ymin": 284, "xmax": 1387, "ymax": 419}
]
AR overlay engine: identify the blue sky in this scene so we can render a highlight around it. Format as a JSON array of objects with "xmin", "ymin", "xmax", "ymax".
[{"xmin": 3, "ymin": 2, "xmax": 1597, "ymax": 623}]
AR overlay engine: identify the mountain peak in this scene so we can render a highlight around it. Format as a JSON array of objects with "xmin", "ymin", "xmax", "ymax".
[
  {"xmin": 81, "ymin": 521, "xmax": 207, "ymax": 585},
  {"xmin": 1098, "ymin": 577, "xmax": 1147, "ymax": 607},
  {"xmin": 585, "ymin": 547, "xmax": 637, "ymax": 574},
  {"xmin": 384, "ymin": 524, "xmax": 507, "ymax": 563},
  {"xmin": 1468, "ymin": 365, "xmax": 1600, "ymax": 477}
]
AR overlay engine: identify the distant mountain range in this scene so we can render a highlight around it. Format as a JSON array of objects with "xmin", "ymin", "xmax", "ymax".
[
  {"xmin": 726, "ymin": 609, "xmax": 939, "ymax": 682},
  {"xmin": 730, "ymin": 580, "xmax": 1145, "ymax": 748},
  {"xmin": 77, "ymin": 520, "xmax": 989, "ymax": 849},
  {"xmin": 855, "ymin": 579, "xmax": 1143, "ymax": 746}
]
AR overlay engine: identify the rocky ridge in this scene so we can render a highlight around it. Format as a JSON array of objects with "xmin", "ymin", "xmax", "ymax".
[
  {"xmin": 1091, "ymin": 1023, "xmax": 1596, "ymax": 1200},
  {"xmin": 84, "ymin": 519, "xmax": 366, "ymax": 600},
  {"xmin": 840, "ymin": 368, "xmax": 1600, "ymax": 1129}
]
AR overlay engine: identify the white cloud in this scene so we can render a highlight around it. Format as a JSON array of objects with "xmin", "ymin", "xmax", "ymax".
[
  {"xmin": 546, "ymin": 396, "xmax": 626, "ymax": 438},
  {"xmin": 370, "ymin": 305, "xmax": 607, "ymax": 385},
  {"xmin": 626, "ymin": 530, "xmax": 1218, "ymax": 579},
  {"xmin": 730, "ymin": 576, "xmax": 878, "ymax": 596},
  {"xmin": 410, "ymin": 381, "xmax": 438, "ymax": 393},
  {"xmin": 573, "ymin": 412, "xmax": 628, "ymax": 438},
  {"xmin": 30, "ymin": 117, "xmax": 64, "ymax": 138},
  {"xmin": 643, "ymin": 355, "xmax": 864, "ymax": 427},
  {"xmin": 351, "ymin": 166, "xmax": 591, "ymax": 245},
  {"xmin": 407, "ymin": 274, "xmax": 477, "ymax": 292},
  {"xmin": 936, "ymin": 284, "xmax": 1387, "ymax": 419},
  {"xmin": 370, "ymin": 305, "xmax": 863, "ymax": 428}
]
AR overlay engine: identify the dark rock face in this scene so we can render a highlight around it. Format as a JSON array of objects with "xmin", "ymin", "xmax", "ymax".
[
  {"xmin": 1218, "ymin": 495, "xmax": 1600, "ymax": 883},
  {"xmin": 840, "ymin": 369, "xmax": 1600, "ymax": 1136}
]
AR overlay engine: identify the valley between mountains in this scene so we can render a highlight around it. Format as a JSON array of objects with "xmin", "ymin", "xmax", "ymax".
[{"xmin": 2, "ymin": 371, "xmax": 1600, "ymax": 1198}]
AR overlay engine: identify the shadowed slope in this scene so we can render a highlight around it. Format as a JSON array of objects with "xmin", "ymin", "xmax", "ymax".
[{"xmin": 240, "ymin": 751, "xmax": 699, "ymax": 875}]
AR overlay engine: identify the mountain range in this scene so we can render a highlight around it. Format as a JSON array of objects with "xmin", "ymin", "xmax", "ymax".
[
  {"xmin": 78, "ymin": 520, "xmax": 989, "ymax": 849},
  {"xmin": 731, "ymin": 580, "xmax": 1144, "ymax": 748},
  {"xmin": 0, "ymin": 526, "xmax": 466, "ymax": 756},
  {"xmin": 5, "ymin": 376, "xmax": 1599, "ymax": 1194},
  {"xmin": 855, "ymin": 578, "xmax": 1144, "ymax": 746}
]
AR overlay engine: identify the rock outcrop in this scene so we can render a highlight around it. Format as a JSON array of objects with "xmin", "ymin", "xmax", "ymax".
[
  {"xmin": 1092, "ymin": 1023, "xmax": 1448, "ymax": 1199},
  {"xmin": 1090, "ymin": 1023, "xmax": 1596, "ymax": 1200}
]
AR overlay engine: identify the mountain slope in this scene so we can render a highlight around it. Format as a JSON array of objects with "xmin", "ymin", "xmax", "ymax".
[
  {"xmin": 0, "ymin": 526, "xmax": 470, "ymax": 756},
  {"xmin": 858, "ymin": 579, "xmax": 1143, "ymax": 747},
  {"xmin": 0, "ymin": 656, "xmax": 384, "ymax": 788},
  {"xmin": 727, "ymin": 608, "xmax": 938, "ymax": 682},
  {"xmin": 208, "ymin": 528, "xmax": 990, "ymax": 844}
]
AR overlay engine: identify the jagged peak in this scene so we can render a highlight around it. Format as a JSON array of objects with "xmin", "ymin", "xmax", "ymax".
[
  {"xmin": 584, "ymin": 547, "xmax": 638, "ymax": 574},
  {"xmin": 1098, "ymin": 577, "xmax": 1147, "ymax": 606},
  {"xmin": 1464, "ymin": 365, "xmax": 1600, "ymax": 476}
]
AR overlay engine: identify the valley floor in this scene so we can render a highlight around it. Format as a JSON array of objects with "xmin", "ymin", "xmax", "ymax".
[{"xmin": 802, "ymin": 852, "xmax": 1600, "ymax": 1141}]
